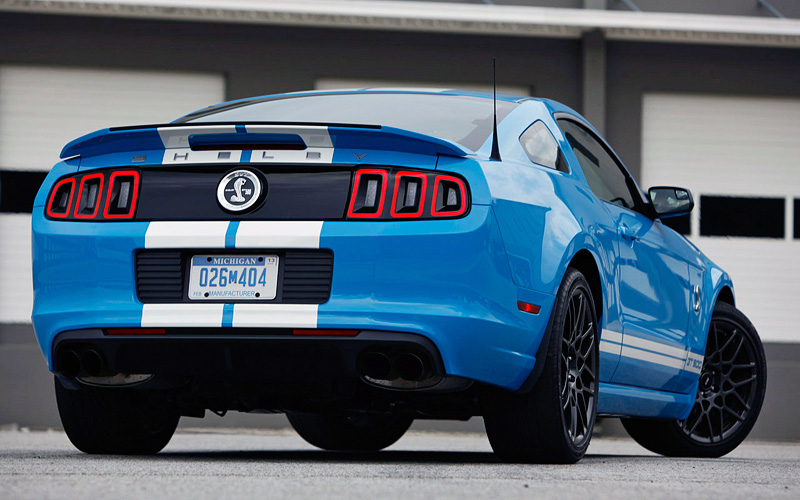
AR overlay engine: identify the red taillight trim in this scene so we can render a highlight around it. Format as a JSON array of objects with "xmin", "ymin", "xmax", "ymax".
[
  {"xmin": 46, "ymin": 178, "xmax": 76, "ymax": 219},
  {"xmin": 106, "ymin": 328, "xmax": 166, "ymax": 335},
  {"xmin": 347, "ymin": 169, "xmax": 388, "ymax": 219},
  {"xmin": 390, "ymin": 171, "xmax": 428, "ymax": 218},
  {"xmin": 431, "ymin": 175, "xmax": 468, "ymax": 217},
  {"xmin": 517, "ymin": 301, "xmax": 541, "ymax": 315},
  {"xmin": 73, "ymin": 173, "xmax": 105, "ymax": 219},
  {"xmin": 103, "ymin": 170, "xmax": 140, "ymax": 219},
  {"xmin": 292, "ymin": 329, "xmax": 360, "ymax": 337}
]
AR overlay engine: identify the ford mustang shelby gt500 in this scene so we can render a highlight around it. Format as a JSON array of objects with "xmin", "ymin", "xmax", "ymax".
[{"xmin": 32, "ymin": 89, "xmax": 766, "ymax": 463}]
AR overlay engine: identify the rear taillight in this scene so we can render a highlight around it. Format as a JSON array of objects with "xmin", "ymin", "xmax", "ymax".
[
  {"xmin": 103, "ymin": 170, "xmax": 140, "ymax": 219},
  {"xmin": 431, "ymin": 175, "xmax": 468, "ymax": 217},
  {"xmin": 347, "ymin": 168, "xmax": 469, "ymax": 220},
  {"xmin": 347, "ymin": 169, "xmax": 388, "ymax": 218},
  {"xmin": 74, "ymin": 173, "xmax": 104, "ymax": 219},
  {"xmin": 45, "ymin": 169, "xmax": 140, "ymax": 221},
  {"xmin": 46, "ymin": 178, "xmax": 76, "ymax": 218},
  {"xmin": 391, "ymin": 171, "xmax": 427, "ymax": 218}
]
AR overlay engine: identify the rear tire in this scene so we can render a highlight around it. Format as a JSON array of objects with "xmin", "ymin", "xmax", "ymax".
[
  {"xmin": 55, "ymin": 376, "xmax": 179, "ymax": 454},
  {"xmin": 622, "ymin": 302, "xmax": 766, "ymax": 457},
  {"xmin": 287, "ymin": 412, "xmax": 412, "ymax": 451},
  {"xmin": 483, "ymin": 267, "xmax": 599, "ymax": 463}
]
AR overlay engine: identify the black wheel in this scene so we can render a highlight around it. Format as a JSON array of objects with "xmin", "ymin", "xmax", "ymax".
[
  {"xmin": 287, "ymin": 412, "xmax": 412, "ymax": 451},
  {"xmin": 55, "ymin": 376, "xmax": 180, "ymax": 454},
  {"xmin": 622, "ymin": 302, "xmax": 766, "ymax": 457},
  {"xmin": 483, "ymin": 267, "xmax": 599, "ymax": 463}
]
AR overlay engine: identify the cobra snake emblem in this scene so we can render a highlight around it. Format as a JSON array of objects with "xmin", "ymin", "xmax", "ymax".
[{"xmin": 229, "ymin": 178, "xmax": 247, "ymax": 202}]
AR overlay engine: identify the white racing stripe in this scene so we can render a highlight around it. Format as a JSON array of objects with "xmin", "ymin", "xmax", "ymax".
[
  {"xmin": 621, "ymin": 345, "xmax": 687, "ymax": 371},
  {"xmin": 157, "ymin": 125, "xmax": 236, "ymax": 149},
  {"xmin": 623, "ymin": 334, "xmax": 687, "ymax": 360},
  {"xmin": 145, "ymin": 221, "xmax": 229, "ymax": 248},
  {"xmin": 245, "ymin": 125, "xmax": 333, "ymax": 147},
  {"xmin": 249, "ymin": 149, "xmax": 334, "ymax": 163},
  {"xmin": 246, "ymin": 125, "xmax": 334, "ymax": 164},
  {"xmin": 156, "ymin": 125, "xmax": 335, "ymax": 165},
  {"xmin": 232, "ymin": 304, "xmax": 318, "ymax": 328},
  {"xmin": 142, "ymin": 303, "xmax": 224, "ymax": 327},
  {"xmin": 601, "ymin": 328, "xmax": 704, "ymax": 374},
  {"xmin": 601, "ymin": 329, "xmax": 623, "ymax": 343},
  {"xmin": 599, "ymin": 340, "xmax": 622, "ymax": 356},
  {"xmin": 235, "ymin": 221, "xmax": 323, "ymax": 249}
]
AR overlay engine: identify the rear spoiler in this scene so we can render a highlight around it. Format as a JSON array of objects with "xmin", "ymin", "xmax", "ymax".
[{"xmin": 60, "ymin": 123, "xmax": 471, "ymax": 161}]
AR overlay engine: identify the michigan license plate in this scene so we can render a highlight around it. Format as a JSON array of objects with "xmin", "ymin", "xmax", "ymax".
[{"xmin": 188, "ymin": 255, "xmax": 278, "ymax": 300}]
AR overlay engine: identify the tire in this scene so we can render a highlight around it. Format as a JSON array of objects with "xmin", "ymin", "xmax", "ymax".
[
  {"xmin": 483, "ymin": 267, "xmax": 599, "ymax": 464},
  {"xmin": 55, "ymin": 376, "xmax": 180, "ymax": 454},
  {"xmin": 622, "ymin": 302, "xmax": 767, "ymax": 458},
  {"xmin": 287, "ymin": 412, "xmax": 413, "ymax": 451}
]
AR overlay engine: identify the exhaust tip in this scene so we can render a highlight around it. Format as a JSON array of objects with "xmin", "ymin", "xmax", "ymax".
[
  {"xmin": 359, "ymin": 351, "xmax": 393, "ymax": 380},
  {"xmin": 395, "ymin": 352, "xmax": 426, "ymax": 382},
  {"xmin": 57, "ymin": 350, "xmax": 80, "ymax": 378},
  {"xmin": 80, "ymin": 350, "xmax": 104, "ymax": 377}
]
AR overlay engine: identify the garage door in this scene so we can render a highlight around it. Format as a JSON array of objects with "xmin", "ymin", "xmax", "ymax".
[
  {"xmin": 0, "ymin": 65, "xmax": 225, "ymax": 323},
  {"xmin": 641, "ymin": 93, "xmax": 800, "ymax": 343}
]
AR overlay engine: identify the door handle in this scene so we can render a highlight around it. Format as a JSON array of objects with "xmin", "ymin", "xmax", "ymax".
[
  {"xmin": 693, "ymin": 285, "xmax": 701, "ymax": 313},
  {"xmin": 618, "ymin": 223, "xmax": 637, "ymax": 240}
]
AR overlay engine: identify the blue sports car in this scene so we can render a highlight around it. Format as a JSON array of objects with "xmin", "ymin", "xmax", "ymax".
[{"xmin": 32, "ymin": 89, "xmax": 766, "ymax": 463}]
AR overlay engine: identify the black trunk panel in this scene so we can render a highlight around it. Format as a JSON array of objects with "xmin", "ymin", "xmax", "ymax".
[{"xmin": 136, "ymin": 166, "xmax": 351, "ymax": 220}]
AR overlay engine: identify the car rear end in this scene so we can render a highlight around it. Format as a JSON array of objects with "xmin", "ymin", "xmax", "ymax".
[{"xmin": 32, "ymin": 92, "xmax": 554, "ymax": 418}]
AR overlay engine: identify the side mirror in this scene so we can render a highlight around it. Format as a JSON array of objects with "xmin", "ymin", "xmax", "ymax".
[{"xmin": 648, "ymin": 186, "xmax": 694, "ymax": 219}]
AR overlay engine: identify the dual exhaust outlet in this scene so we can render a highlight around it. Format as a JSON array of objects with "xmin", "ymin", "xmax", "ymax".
[
  {"xmin": 358, "ymin": 350, "xmax": 437, "ymax": 389},
  {"xmin": 56, "ymin": 349, "xmax": 106, "ymax": 378}
]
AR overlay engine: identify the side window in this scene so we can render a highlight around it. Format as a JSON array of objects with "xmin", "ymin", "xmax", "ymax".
[
  {"xmin": 557, "ymin": 119, "xmax": 635, "ymax": 210},
  {"xmin": 519, "ymin": 121, "xmax": 565, "ymax": 172}
]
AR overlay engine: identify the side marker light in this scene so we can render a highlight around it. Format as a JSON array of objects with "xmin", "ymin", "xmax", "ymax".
[{"xmin": 517, "ymin": 301, "xmax": 541, "ymax": 314}]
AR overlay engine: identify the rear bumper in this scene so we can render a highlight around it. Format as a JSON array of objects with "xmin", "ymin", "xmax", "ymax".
[
  {"xmin": 32, "ymin": 205, "xmax": 555, "ymax": 390},
  {"xmin": 54, "ymin": 328, "xmax": 442, "ymax": 388}
]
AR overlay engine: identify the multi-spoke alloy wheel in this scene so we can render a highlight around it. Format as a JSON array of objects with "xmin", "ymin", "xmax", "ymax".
[
  {"xmin": 679, "ymin": 315, "xmax": 759, "ymax": 444},
  {"xmin": 483, "ymin": 267, "xmax": 599, "ymax": 463},
  {"xmin": 560, "ymin": 287, "xmax": 597, "ymax": 449},
  {"xmin": 622, "ymin": 302, "xmax": 766, "ymax": 458}
]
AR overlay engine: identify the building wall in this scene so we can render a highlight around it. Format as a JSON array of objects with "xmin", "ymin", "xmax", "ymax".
[
  {"xmin": 0, "ymin": 11, "xmax": 798, "ymax": 440},
  {"xmin": 369, "ymin": 0, "xmax": 800, "ymax": 18}
]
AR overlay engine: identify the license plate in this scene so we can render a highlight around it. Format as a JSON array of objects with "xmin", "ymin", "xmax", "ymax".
[{"xmin": 188, "ymin": 255, "xmax": 278, "ymax": 300}]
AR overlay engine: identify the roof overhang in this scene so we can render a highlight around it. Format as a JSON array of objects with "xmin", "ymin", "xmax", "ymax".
[{"xmin": 2, "ymin": 0, "xmax": 800, "ymax": 48}]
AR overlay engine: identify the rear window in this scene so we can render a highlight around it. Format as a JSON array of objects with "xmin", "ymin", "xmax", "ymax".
[{"xmin": 177, "ymin": 93, "xmax": 518, "ymax": 152}]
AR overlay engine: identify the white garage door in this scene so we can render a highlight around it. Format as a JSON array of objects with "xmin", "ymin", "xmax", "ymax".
[
  {"xmin": 641, "ymin": 93, "xmax": 800, "ymax": 343},
  {"xmin": 0, "ymin": 65, "xmax": 225, "ymax": 323}
]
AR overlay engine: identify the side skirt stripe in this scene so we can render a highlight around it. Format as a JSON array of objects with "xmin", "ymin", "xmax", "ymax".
[{"xmin": 602, "ymin": 328, "xmax": 704, "ymax": 375}]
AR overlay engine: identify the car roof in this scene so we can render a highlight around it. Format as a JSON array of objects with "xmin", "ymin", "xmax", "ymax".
[{"xmin": 222, "ymin": 88, "xmax": 534, "ymax": 105}]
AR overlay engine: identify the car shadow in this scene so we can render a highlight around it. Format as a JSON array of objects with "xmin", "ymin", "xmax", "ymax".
[
  {"xmin": 152, "ymin": 449, "xmax": 656, "ymax": 464},
  {"xmin": 156, "ymin": 449, "xmax": 501, "ymax": 464}
]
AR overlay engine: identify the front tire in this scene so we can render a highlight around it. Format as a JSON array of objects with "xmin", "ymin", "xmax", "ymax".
[
  {"xmin": 287, "ymin": 412, "xmax": 413, "ymax": 451},
  {"xmin": 622, "ymin": 302, "xmax": 767, "ymax": 457},
  {"xmin": 483, "ymin": 267, "xmax": 599, "ymax": 463},
  {"xmin": 55, "ymin": 376, "xmax": 180, "ymax": 454}
]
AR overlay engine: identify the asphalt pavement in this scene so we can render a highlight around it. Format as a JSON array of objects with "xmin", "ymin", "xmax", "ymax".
[{"xmin": 1, "ymin": 428, "xmax": 797, "ymax": 499}]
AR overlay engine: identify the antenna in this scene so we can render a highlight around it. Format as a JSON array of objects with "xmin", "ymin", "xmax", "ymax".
[{"xmin": 490, "ymin": 57, "xmax": 502, "ymax": 162}]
